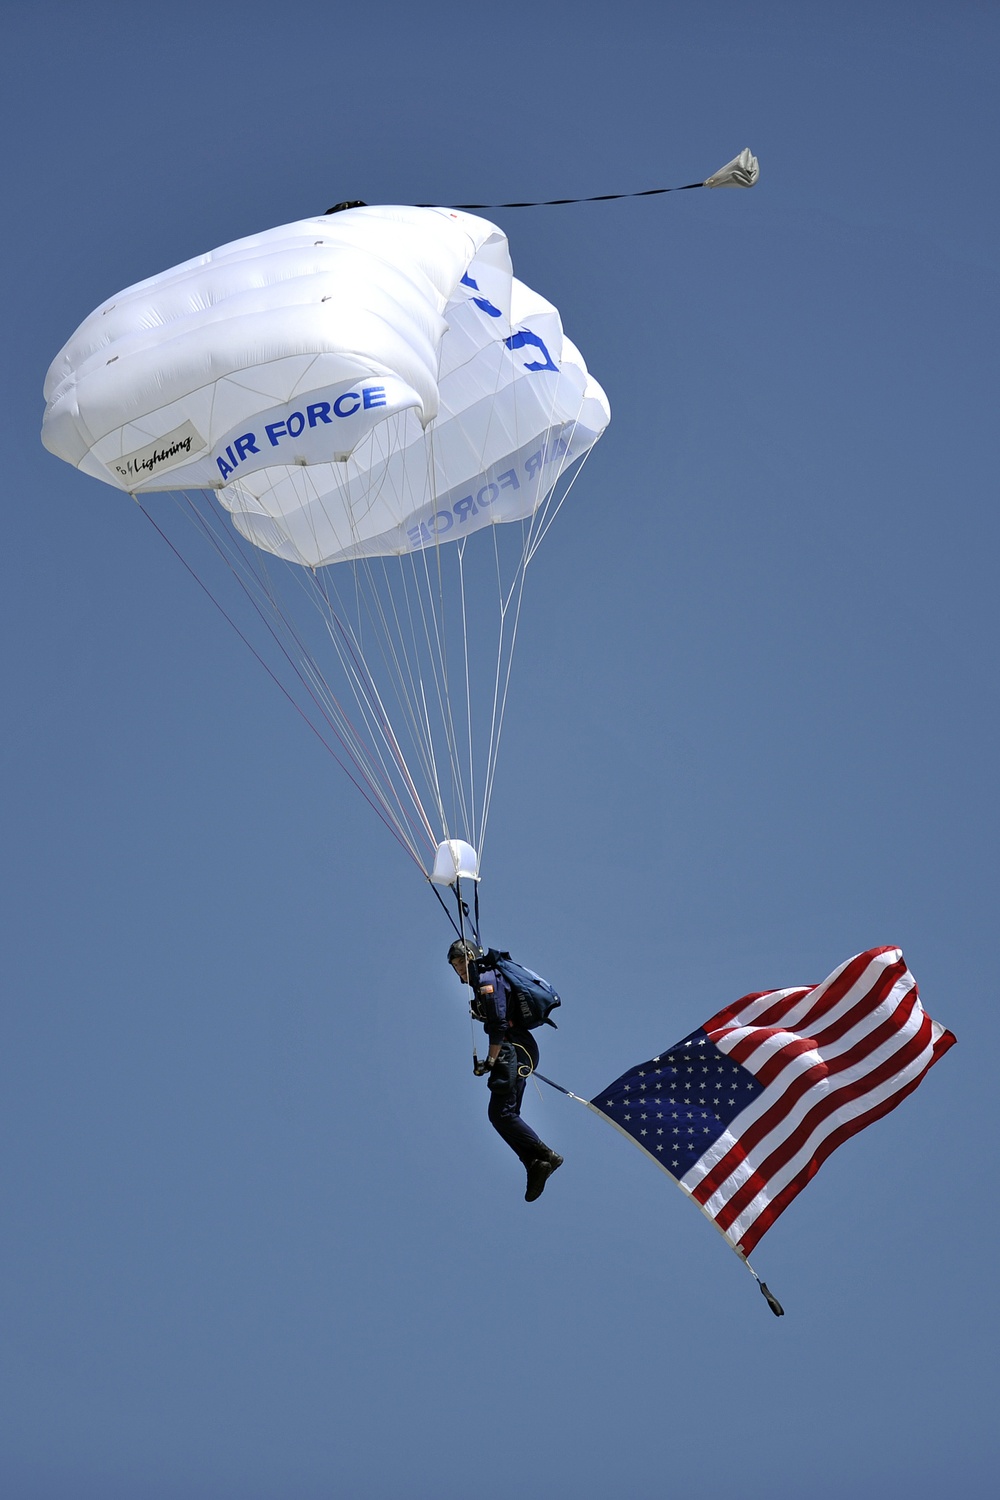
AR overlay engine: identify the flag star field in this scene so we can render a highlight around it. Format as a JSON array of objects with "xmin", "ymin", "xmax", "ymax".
[{"xmin": 595, "ymin": 1031, "xmax": 763, "ymax": 1179}]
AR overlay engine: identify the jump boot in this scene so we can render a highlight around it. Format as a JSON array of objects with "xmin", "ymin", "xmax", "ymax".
[{"xmin": 524, "ymin": 1146, "xmax": 564, "ymax": 1202}]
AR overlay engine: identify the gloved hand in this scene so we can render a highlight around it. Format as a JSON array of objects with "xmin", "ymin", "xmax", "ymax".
[{"xmin": 472, "ymin": 1057, "xmax": 492, "ymax": 1076}]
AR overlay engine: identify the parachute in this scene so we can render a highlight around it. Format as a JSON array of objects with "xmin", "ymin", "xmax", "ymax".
[{"xmin": 42, "ymin": 205, "xmax": 610, "ymax": 887}]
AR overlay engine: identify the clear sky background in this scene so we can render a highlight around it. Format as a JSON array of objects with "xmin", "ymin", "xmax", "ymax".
[{"xmin": 2, "ymin": 3, "xmax": 996, "ymax": 1497}]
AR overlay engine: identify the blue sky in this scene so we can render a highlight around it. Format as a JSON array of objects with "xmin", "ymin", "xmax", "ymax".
[{"xmin": 2, "ymin": 3, "xmax": 996, "ymax": 1496}]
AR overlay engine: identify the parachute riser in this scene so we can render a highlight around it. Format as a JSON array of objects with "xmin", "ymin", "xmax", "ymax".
[{"xmin": 453, "ymin": 875, "xmax": 482, "ymax": 950}]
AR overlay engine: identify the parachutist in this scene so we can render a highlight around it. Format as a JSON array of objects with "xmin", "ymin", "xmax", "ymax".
[{"xmin": 448, "ymin": 938, "xmax": 563, "ymax": 1201}]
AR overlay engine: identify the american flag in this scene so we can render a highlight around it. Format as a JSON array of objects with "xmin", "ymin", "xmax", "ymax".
[{"xmin": 591, "ymin": 947, "xmax": 955, "ymax": 1258}]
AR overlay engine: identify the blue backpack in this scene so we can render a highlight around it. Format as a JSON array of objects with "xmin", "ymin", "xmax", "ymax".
[{"xmin": 481, "ymin": 948, "xmax": 562, "ymax": 1030}]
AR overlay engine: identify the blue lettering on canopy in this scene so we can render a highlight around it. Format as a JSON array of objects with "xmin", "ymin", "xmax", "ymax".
[
  {"xmin": 214, "ymin": 385, "xmax": 389, "ymax": 480},
  {"xmin": 403, "ymin": 444, "xmax": 566, "ymax": 548},
  {"xmin": 505, "ymin": 329, "xmax": 558, "ymax": 373},
  {"xmin": 460, "ymin": 271, "xmax": 502, "ymax": 319}
]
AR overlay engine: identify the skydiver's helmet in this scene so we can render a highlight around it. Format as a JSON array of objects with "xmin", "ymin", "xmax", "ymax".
[{"xmin": 447, "ymin": 938, "xmax": 482, "ymax": 966}]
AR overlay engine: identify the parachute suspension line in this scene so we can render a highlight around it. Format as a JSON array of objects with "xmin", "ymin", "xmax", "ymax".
[
  {"xmin": 183, "ymin": 494, "xmax": 440, "ymax": 864},
  {"xmin": 427, "ymin": 875, "xmax": 463, "ymax": 939},
  {"xmin": 476, "ymin": 383, "xmax": 587, "ymax": 857},
  {"xmin": 477, "ymin": 449, "xmax": 595, "ymax": 853},
  {"xmin": 289, "ymin": 450, "xmax": 441, "ymax": 851},
  {"xmin": 361, "ymin": 537, "xmax": 449, "ymax": 840},
  {"xmin": 325, "ymin": 605, "xmax": 437, "ymax": 848},
  {"xmin": 368, "ymin": 554, "xmax": 449, "ymax": 815},
  {"xmin": 345, "ymin": 555, "xmax": 444, "ymax": 828},
  {"xmin": 407, "ymin": 496, "xmax": 472, "ymax": 842},
  {"xmin": 524, "ymin": 446, "xmax": 594, "ymax": 565},
  {"xmin": 139, "ymin": 497, "xmax": 426, "ymax": 872},
  {"xmin": 313, "ymin": 530, "xmax": 447, "ymax": 852},
  {"xmin": 178, "ymin": 490, "xmax": 431, "ymax": 858},
  {"xmin": 268, "ymin": 443, "xmax": 447, "ymax": 858},
  {"xmin": 476, "ymin": 520, "xmax": 519, "ymax": 861},
  {"xmin": 434, "ymin": 301, "xmax": 536, "ymax": 870},
  {"xmin": 276, "ymin": 415, "xmax": 473, "ymax": 860},
  {"xmin": 322, "ymin": 540, "xmax": 452, "ymax": 858},
  {"xmin": 469, "ymin": 340, "xmax": 545, "ymax": 861},
  {"xmin": 479, "ymin": 357, "xmax": 575, "ymax": 846},
  {"xmin": 451, "ymin": 875, "xmax": 481, "ymax": 950},
  {"xmin": 197, "ymin": 499, "xmax": 433, "ymax": 862},
  {"xmin": 221, "ymin": 422, "xmax": 436, "ymax": 858},
  {"xmin": 420, "ymin": 421, "xmax": 476, "ymax": 841},
  {"xmin": 417, "ymin": 675, "xmax": 448, "ymax": 837},
  {"xmin": 407, "ymin": 424, "xmax": 461, "ymax": 835},
  {"xmin": 455, "ymin": 877, "xmax": 467, "ymax": 951},
  {"xmin": 456, "ymin": 538, "xmax": 477, "ymax": 848},
  {"xmin": 323, "ymin": 415, "xmax": 460, "ymax": 849},
  {"xmin": 399, "ymin": 552, "xmax": 452, "ymax": 823},
  {"xmin": 314, "ymin": 569, "xmax": 438, "ymax": 849}
]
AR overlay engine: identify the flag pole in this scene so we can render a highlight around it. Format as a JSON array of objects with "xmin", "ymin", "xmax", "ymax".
[{"xmin": 534, "ymin": 1071, "xmax": 785, "ymax": 1317}]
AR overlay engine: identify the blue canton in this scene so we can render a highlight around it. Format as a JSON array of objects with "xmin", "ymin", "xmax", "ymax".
[{"xmin": 591, "ymin": 1029, "xmax": 764, "ymax": 1179}]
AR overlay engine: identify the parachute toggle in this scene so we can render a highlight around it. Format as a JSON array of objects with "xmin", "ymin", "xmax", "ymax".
[{"xmin": 704, "ymin": 148, "xmax": 760, "ymax": 188}]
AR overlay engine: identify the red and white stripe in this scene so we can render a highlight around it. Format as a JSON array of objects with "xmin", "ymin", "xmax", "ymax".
[{"xmin": 679, "ymin": 947, "xmax": 955, "ymax": 1257}]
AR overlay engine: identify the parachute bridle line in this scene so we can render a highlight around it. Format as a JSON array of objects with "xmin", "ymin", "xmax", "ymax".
[
  {"xmin": 429, "ymin": 183, "xmax": 704, "ymax": 211},
  {"xmin": 407, "ymin": 150, "xmax": 759, "ymax": 214}
]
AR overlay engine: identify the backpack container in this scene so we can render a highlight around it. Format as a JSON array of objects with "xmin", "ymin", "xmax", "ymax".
[{"xmin": 481, "ymin": 949, "xmax": 562, "ymax": 1029}]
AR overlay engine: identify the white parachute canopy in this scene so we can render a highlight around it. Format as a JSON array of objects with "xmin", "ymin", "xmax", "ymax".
[{"xmin": 42, "ymin": 206, "xmax": 610, "ymax": 877}]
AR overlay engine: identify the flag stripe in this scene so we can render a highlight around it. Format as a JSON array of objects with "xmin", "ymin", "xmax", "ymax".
[
  {"xmin": 708, "ymin": 951, "xmax": 907, "ymax": 1075},
  {"xmin": 710, "ymin": 1008, "xmax": 933, "ymax": 1234},
  {"xmin": 689, "ymin": 977, "xmax": 921, "ymax": 1204},
  {"xmin": 743, "ymin": 957, "xmax": 911, "ymax": 1089},
  {"xmin": 702, "ymin": 948, "xmax": 898, "ymax": 1035},
  {"xmin": 735, "ymin": 1028, "xmax": 955, "ymax": 1255},
  {"xmin": 700, "ymin": 989, "xmax": 782, "ymax": 1033},
  {"xmin": 726, "ymin": 1033, "xmax": 940, "ymax": 1250}
]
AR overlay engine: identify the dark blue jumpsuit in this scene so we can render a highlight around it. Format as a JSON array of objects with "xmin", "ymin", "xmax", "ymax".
[{"xmin": 475, "ymin": 964, "xmax": 545, "ymax": 1167}]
